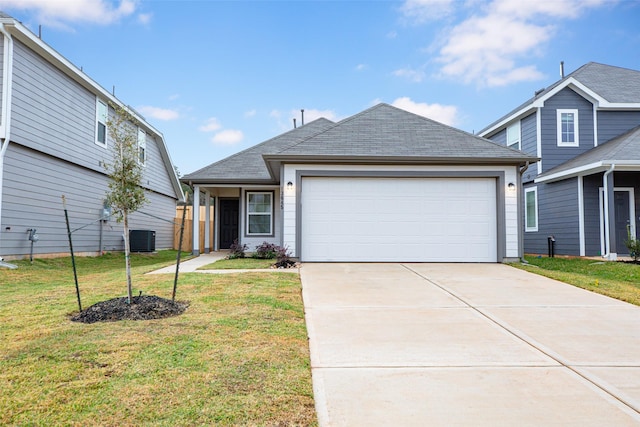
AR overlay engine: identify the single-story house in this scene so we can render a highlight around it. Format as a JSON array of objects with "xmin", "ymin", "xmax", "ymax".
[{"xmin": 182, "ymin": 103, "xmax": 537, "ymax": 262}]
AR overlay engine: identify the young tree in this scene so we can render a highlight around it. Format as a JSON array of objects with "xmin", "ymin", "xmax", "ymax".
[{"xmin": 104, "ymin": 104, "xmax": 147, "ymax": 304}]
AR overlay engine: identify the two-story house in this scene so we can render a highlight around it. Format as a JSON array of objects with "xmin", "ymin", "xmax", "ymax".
[
  {"xmin": 480, "ymin": 62, "xmax": 640, "ymax": 260},
  {"xmin": 0, "ymin": 12, "xmax": 184, "ymax": 260}
]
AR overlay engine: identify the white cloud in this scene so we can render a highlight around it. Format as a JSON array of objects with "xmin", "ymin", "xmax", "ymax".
[
  {"xmin": 391, "ymin": 97, "xmax": 458, "ymax": 126},
  {"xmin": 168, "ymin": 94, "xmax": 180, "ymax": 101},
  {"xmin": 137, "ymin": 12, "xmax": 152, "ymax": 25},
  {"xmin": 198, "ymin": 117, "xmax": 222, "ymax": 132},
  {"xmin": 136, "ymin": 105, "xmax": 179, "ymax": 121},
  {"xmin": 355, "ymin": 64, "xmax": 368, "ymax": 71},
  {"xmin": 399, "ymin": 0, "xmax": 611, "ymax": 87},
  {"xmin": 400, "ymin": 0, "xmax": 454, "ymax": 23},
  {"xmin": 212, "ymin": 129, "xmax": 243, "ymax": 146},
  {"xmin": 0, "ymin": 0, "xmax": 137, "ymax": 27},
  {"xmin": 393, "ymin": 67, "xmax": 426, "ymax": 83},
  {"xmin": 244, "ymin": 109, "xmax": 257, "ymax": 118}
]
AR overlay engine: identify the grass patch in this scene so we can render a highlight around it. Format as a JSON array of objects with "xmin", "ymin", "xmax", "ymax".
[
  {"xmin": 512, "ymin": 255, "xmax": 640, "ymax": 306},
  {"xmin": 0, "ymin": 251, "xmax": 316, "ymax": 426},
  {"xmin": 199, "ymin": 257, "xmax": 276, "ymax": 270}
]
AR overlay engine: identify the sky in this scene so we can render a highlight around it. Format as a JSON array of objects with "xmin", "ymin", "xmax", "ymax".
[{"xmin": 1, "ymin": 0, "xmax": 639, "ymax": 175}]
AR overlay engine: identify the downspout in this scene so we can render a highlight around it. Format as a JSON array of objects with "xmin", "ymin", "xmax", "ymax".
[
  {"xmin": 603, "ymin": 164, "xmax": 615, "ymax": 260},
  {"xmin": 518, "ymin": 161, "xmax": 530, "ymax": 263},
  {"xmin": 0, "ymin": 24, "xmax": 14, "ymax": 254}
]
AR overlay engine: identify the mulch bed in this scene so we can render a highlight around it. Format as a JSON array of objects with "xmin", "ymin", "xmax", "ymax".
[{"xmin": 71, "ymin": 295, "xmax": 189, "ymax": 324}]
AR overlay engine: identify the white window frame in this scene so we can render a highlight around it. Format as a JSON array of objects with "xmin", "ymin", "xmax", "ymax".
[
  {"xmin": 246, "ymin": 191, "xmax": 273, "ymax": 236},
  {"xmin": 525, "ymin": 186, "xmax": 538, "ymax": 232},
  {"xmin": 506, "ymin": 121, "xmax": 521, "ymax": 150},
  {"xmin": 137, "ymin": 127, "xmax": 147, "ymax": 166},
  {"xmin": 95, "ymin": 98, "xmax": 108, "ymax": 147},
  {"xmin": 557, "ymin": 109, "xmax": 579, "ymax": 147}
]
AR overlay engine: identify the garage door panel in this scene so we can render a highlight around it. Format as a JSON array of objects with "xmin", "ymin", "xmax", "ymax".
[{"xmin": 301, "ymin": 177, "xmax": 497, "ymax": 262}]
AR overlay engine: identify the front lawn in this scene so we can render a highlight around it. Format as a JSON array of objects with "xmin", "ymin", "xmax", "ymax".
[
  {"xmin": 199, "ymin": 257, "xmax": 277, "ymax": 270},
  {"xmin": 513, "ymin": 255, "xmax": 640, "ymax": 306},
  {"xmin": 0, "ymin": 251, "xmax": 316, "ymax": 426}
]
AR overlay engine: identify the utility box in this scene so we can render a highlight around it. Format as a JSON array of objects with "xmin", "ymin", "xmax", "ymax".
[{"xmin": 130, "ymin": 230, "xmax": 156, "ymax": 252}]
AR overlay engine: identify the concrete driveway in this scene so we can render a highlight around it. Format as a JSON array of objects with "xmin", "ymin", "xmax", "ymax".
[{"xmin": 301, "ymin": 263, "xmax": 640, "ymax": 426}]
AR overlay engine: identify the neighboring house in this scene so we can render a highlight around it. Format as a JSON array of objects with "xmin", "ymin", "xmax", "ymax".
[
  {"xmin": 183, "ymin": 103, "xmax": 535, "ymax": 262},
  {"xmin": 0, "ymin": 13, "xmax": 184, "ymax": 260},
  {"xmin": 479, "ymin": 62, "xmax": 640, "ymax": 260}
]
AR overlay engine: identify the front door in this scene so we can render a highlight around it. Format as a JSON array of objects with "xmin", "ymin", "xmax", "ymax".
[
  {"xmin": 615, "ymin": 191, "xmax": 632, "ymax": 254},
  {"xmin": 219, "ymin": 199, "xmax": 239, "ymax": 249}
]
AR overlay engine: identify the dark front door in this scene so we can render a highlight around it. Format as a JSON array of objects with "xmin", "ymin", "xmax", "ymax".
[
  {"xmin": 219, "ymin": 199, "xmax": 239, "ymax": 249},
  {"xmin": 614, "ymin": 191, "xmax": 631, "ymax": 254}
]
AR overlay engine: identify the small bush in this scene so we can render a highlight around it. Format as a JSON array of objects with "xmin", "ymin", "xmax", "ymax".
[
  {"xmin": 254, "ymin": 241, "xmax": 278, "ymax": 259},
  {"xmin": 625, "ymin": 237, "xmax": 640, "ymax": 262},
  {"xmin": 228, "ymin": 239, "xmax": 248, "ymax": 259},
  {"xmin": 274, "ymin": 245, "xmax": 296, "ymax": 268}
]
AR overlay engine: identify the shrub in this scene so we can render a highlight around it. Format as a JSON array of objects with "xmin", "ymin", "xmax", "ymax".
[
  {"xmin": 254, "ymin": 242, "xmax": 278, "ymax": 259},
  {"xmin": 228, "ymin": 239, "xmax": 248, "ymax": 259},
  {"xmin": 625, "ymin": 237, "xmax": 640, "ymax": 262},
  {"xmin": 274, "ymin": 245, "xmax": 296, "ymax": 268}
]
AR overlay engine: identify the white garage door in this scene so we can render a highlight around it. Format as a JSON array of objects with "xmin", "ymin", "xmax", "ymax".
[{"xmin": 300, "ymin": 177, "xmax": 498, "ymax": 262}]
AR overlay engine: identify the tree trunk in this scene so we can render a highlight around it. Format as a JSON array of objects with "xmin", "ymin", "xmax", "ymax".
[{"xmin": 123, "ymin": 209, "xmax": 133, "ymax": 304}]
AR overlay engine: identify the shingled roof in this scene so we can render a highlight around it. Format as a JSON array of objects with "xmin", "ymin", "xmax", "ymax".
[
  {"xmin": 185, "ymin": 103, "xmax": 536, "ymax": 185},
  {"xmin": 480, "ymin": 62, "xmax": 640, "ymax": 136},
  {"xmin": 536, "ymin": 125, "xmax": 640, "ymax": 183}
]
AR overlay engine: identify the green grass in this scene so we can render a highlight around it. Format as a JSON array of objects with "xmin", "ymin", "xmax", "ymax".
[
  {"xmin": 512, "ymin": 255, "xmax": 640, "ymax": 306},
  {"xmin": 199, "ymin": 257, "xmax": 277, "ymax": 270},
  {"xmin": 0, "ymin": 251, "xmax": 316, "ymax": 426}
]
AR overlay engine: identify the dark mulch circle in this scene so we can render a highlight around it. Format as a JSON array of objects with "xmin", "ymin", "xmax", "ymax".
[
  {"xmin": 273, "ymin": 259, "xmax": 298, "ymax": 269},
  {"xmin": 71, "ymin": 295, "xmax": 189, "ymax": 324}
]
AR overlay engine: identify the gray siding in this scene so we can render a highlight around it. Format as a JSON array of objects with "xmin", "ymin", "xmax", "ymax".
[
  {"xmin": 0, "ymin": 34, "xmax": 4, "ymax": 122},
  {"xmin": 1, "ymin": 143, "xmax": 176, "ymax": 258},
  {"xmin": 597, "ymin": 111, "xmax": 640, "ymax": 144},
  {"xmin": 524, "ymin": 178, "xmax": 580, "ymax": 255},
  {"xmin": 540, "ymin": 88, "xmax": 595, "ymax": 172},
  {"xmin": 10, "ymin": 39, "xmax": 176, "ymax": 199},
  {"xmin": 489, "ymin": 128, "xmax": 506, "ymax": 146},
  {"xmin": 521, "ymin": 113, "xmax": 538, "ymax": 183}
]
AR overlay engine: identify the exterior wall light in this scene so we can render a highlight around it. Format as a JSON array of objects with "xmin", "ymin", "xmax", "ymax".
[
  {"xmin": 507, "ymin": 182, "xmax": 516, "ymax": 191},
  {"xmin": 286, "ymin": 181, "xmax": 293, "ymax": 190}
]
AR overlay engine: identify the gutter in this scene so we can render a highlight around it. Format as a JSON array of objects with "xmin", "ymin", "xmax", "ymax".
[
  {"xmin": 603, "ymin": 164, "xmax": 615, "ymax": 260},
  {"xmin": 0, "ymin": 23, "xmax": 14, "ymax": 248}
]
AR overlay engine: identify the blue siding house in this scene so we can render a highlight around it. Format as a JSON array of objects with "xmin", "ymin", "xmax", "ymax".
[
  {"xmin": 480, "ymin": 62, "xmax": 640, "ymax": 260},
  {"xmin": 0, "ymin": 12, "xmax": 184, "ymax": 260}
]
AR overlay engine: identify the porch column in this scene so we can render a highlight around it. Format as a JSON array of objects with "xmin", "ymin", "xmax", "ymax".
[
  {"xmin": 192, "ymin": 185, "xmax": 200, "ymax": 256},
  {"xmin": 213, "ymin": 196, "xmax": 220, "ymax": 251},
  {"xmin": 604, "ymin": 168, "xmax": 617, "ymax": 260},
  {"xmin": 204, "ymin": 190, "xmax": 211, "ymax": 254}
]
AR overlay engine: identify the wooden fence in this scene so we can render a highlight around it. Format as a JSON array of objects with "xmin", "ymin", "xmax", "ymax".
[{"xmin": 174, "ymin": 206, "xmax": 214, "ymax": 252}]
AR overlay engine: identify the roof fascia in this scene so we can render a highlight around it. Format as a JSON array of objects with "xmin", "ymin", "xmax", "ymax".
[
  {"xmin": 4, "ymin": 20, "xmax": 184, "ymax": 202},
  {"xmin": 535, "ymin": 160, "xmax": 640, "ymax": 183},
  {"xmin": 263, "ymin": 154, "xmax": 537, "ymax": 167}
]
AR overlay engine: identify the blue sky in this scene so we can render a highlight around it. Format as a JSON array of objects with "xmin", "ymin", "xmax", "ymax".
[{"xmin": 1, "ymin": 0, "xmax": 639, "ymax": 175}]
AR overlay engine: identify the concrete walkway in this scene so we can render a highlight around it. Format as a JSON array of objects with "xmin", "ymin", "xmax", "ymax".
[
  {"xmin": 301, "ymin": 263, "xmax": 640, "ymax": 426},
  {"xmin": 147, "ymin": 251, "xmax": 298, "ymax": 274}
]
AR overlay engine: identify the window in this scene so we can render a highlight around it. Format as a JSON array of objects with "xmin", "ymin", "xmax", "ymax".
[
  {"xmin": 557, "ymin": 109, "xmax": 579, "ymax": 147},
  {"xmin": 138, "ymin": 127, "xmax": 146, "ymax": 165},
  {"xmin": 506, "ymin": 121, "xmax": 521, "ymax": 150},
  {"xmin": 525, "ymin": 187, "xmax": 538, "ymax": 232},
  {"xmin": 246, "ymin": 192, "xmax": 273, "ymax": 235},
  {"xmin": 95, "ymin": 99, "xmax": 108, "ymax": 146}
]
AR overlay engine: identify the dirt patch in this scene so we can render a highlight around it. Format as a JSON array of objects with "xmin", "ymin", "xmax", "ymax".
[
  {"xmin": 71, "ymin": 295, "xmax": 189, "ymax": 324},
  {"xmin": 272, "ymin": 260, "xmax": 298, "ymax": 269}
]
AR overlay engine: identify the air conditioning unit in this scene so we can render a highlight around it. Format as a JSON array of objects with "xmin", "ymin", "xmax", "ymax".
[{"xmin": 129, "ymin": 230, "xmax": 155, "ymax": 252}]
